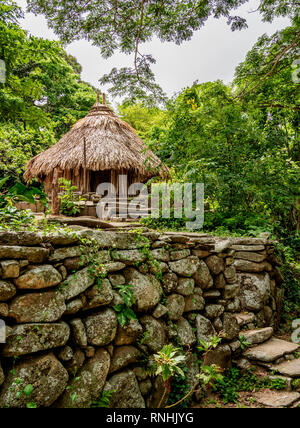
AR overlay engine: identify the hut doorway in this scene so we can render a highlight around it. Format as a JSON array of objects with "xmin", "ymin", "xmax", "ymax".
[{"xmin": 90, "ymin": 170, "xmax": 111, "ymax": 192}]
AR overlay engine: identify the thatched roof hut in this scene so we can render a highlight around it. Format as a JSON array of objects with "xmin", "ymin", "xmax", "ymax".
[{"xmin": 24, "ymin": 94, "xmax": 169, "ymax": 214}]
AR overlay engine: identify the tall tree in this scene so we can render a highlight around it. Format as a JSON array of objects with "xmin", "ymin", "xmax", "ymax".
[{"xmin": 27, "ymin": 0, "xmax": 298, "ymax": 102}]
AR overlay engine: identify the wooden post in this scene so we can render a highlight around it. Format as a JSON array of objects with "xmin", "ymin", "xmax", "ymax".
[
  {"xmin": 83, "ymin": 137, "xmax": 87, "ymax": 194},
  {"xmin": 102, "ymin": 93, "xmax": 106, "ymax": 105},
  {"xmin": 51, "ymin": 168, "xmax": 60, "ymax": 215}
]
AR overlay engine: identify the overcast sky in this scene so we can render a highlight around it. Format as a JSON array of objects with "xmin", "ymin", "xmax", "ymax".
[{"xmin": 16, "ymin": 0, "xmax": 290, "ymax": 103}]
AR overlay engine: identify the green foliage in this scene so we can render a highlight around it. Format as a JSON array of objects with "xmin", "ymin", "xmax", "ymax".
[
  {"xmin": 0, "ymin": 206, "xmax": 34, "ymax": 230},
  {"xmin": 197, "ymin": 334, "xmax": 223, "ymax": 354},
  {"xmin": 0, "ymin": 1, "xmax": 96, "ymax": 187},
  {"xmin": 150, "ymin": 344, "xmax": 186, "ymax": 382},
  {"xmin": 26, "ymin": 0, "xmax": 298, "ymax": 102},
  {"xmin": 91, "ymin": 390, "xmax": 114, "ymax": 408},
  {"xmin": 58, "ymin": 178, "xmax": 84, "ymax": 217},
  {"xmin": 198, "ymin": 365, "xmax": 224, "ymax": 388},
  {"xmin": 238, "ymin": 335, "xmax": 251, "ymax": 351},
  {"xmin": 113, "ymin": 283, "xmax": 137, "ymax": 326},
  {"xmin": 168, "ymin": 365, "xmax": 192, "ymax": 409},
  {"xmin": 113, "ymin": 304, "xmax": 137, "ymax": 326},
  {"xmin": 214, "ymin": 368, "xmax": 287, "ymax": 404}
]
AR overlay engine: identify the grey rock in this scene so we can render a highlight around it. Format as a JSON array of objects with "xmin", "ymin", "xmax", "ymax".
[
  {"xmin": 203, "ymin": 344, "xmax": 232, "ymax": 369},
  {"xmin": 203, "ymin": 290, "xmax": 221, "ymax": 299},
  {"xmin": 0, "ymin": 280, "xmax": 16, "ymax": 301},
  {"xmin": 14, "ymin": 265, "xmax": 62, "ymax": 290},
  {"xmin": 140, "ymin": 315, "xmax": 167, "ymax": 352},
  {"xmin": 243, "ymin": 338, "xmax": 299, "ymax": 363},
  {"xmin": 270, "ymin": 359, "xmax": 300, "ymax": 378},
  {"xmin": 0, "ymin": 230, "xmax": 43, "ymax": 246},
  {"xmin": 184, "ymin": 353, "xmax": 199, "ymax": 391},
  {"xmin": 192, "ymin": 249, "xmax": 210, "ymax": 258},
  {"xmin": 64, "ymin": 349, "xmax": 86, "ymax": 375},
  {"xmin": 8, "ymin": 291, "xmax": 66, "ymax": 323},
  {"xmin": 112, "ymin": 249, "xmax": 146, "ymax": 265},
  {"xmin": 226, "ymin": 297, "xmax": 241, "ymax": 312},
  {"xmin": 0, "ymin": 245, "xmax": 49, "ymax": 262},
  {"xmin": 124, "ymin": 268, "xmax": 162, "ymax": 312},
  {"xmin": 177, "ymin": 317, "xmax": 196, "ymax": 347},
  {"xmin": 162, "ymin": 272, "xmax": 178, "ymax": 293},
  {"xmin": 58, "ymin": 346, "xmax": 74, "ymax": 362},
  {"xmin": 0, "ymin": 260, "xmax": 20, "ymax": 279},
  {"xmin": 139, "ymin": 379, "xmax": 152, "ymax": 396},
  {"xmin": 213, "ymin": 317, "xmax": 223, "ymax": 332},
  {"xmin": 70, "ymin": 318, "xmax": 87, "ymax": 347},
  {"xmin": 167, "ymin": 294, "xmax": 185, "ymax": 320},
  {"xmin": 84, "ymin": 308, "xmax": 118, "ymax": 346},
  {"xmin": 104, "ymin": 262, "xmax": 127, "ymax": 272},
  {"xmin": 204, "ymin": 304, "xmax": 224, "ymax": 320},
  {"xmin": 176, "ymin": 277, "xmax": 195, "ymax": 296},
  {"xmin": 114, "ymin": 319, "xmax": 143, "ymax": 345},
  {"xmin": 84, "ymin": 278, "xmax": 113, "ymax": 309},
  {"xmin": 196, "ymin": 314, "xmax": 216, "ymax": 342},
  {"xmin": 254, "ymin": 390, "xmax": 300, "ymax": 408},
  {"xmin": 0, "ymin": 362, "xmax": 4, "ymax": 386},
  {"xmin": 223, "ymin": 284, "xmax": 240, "ymax": 299},
  {"xmin": 234, "ymin": 312, "xmax": 256, "ymax": 326},
  {"xmin": 104, "ymin": 370, "xmax": 145, "ymax": 408},
  {"xmin": 169, "ymin": 256, "xmax": 200, "ymax": 277},
  {"xmin": 61, "ymin": 267, "xmax": 94, "ymax": 300},
  {"xmin": 0, "ymin": 353, "xmax": 68, "ymax": 408},
  {"xmin": 152, "ymin": 304, "xmax": 168, "ymax": 319},
  {"xmin": 230, "ymin": 244, "xmax": 265, "ymax": 252},
  {"xmin": 235, "ymin": 252, "xmax": 266, "ymax": 263},
  {"xmin": 64, "ymin": 298, "xmax": 84, "ymax": 315},
  {"xmin": 57, "ymin": 265, "xmax": 67, "ymax": 280},
  {"xmin": 133, "ymin": 366, "xmax": 148, "ymax": 381},
  {"xmin": 94, "ymin": 231, "xmax": 150, "ymax": 250},
  {"xmin": 147, "ymin": 375, "xmax": 168, "ymax": 408},
  {"xmin": 2, "ymin": 322, "xmax": 70, "ymax": 357},
  {"xmin": 150, "ymin": 248, "xmax": 170, "ymax": 262},
  {"xmin": 241, "ymin": 327, "xmax": 273, "ymax": 346},
  {"xmin": 222, "ymin": 313, "xmax": 240, "ymax": 340},
  {"xmin": 0, "ymin": 302, "xmax": 8, "ymax": 317},
  {"xmin": 192, "ymin": 260, "xmax": 213, "ymax": 289},
  {"xmin": 237, "ymin": 272, "xmax": 271, "ymax": 311},
  {"xmin": 184, "ymin": 294, "xmax": 205, "ymax": 312},
  {"xmin": 234, "ymin": 259, "xmax": 272, "ymax": 273},
  {"xmin": 49, "ymin": 246, "xmax": 82, "ymax": 262},
  {"xmin": 214, "ymin": 273, "xmax": 226, "ymax": 289},
  {"xmin": 205, "ymin": 255, "xmax": 224, "ymax": 275},
  {"xmin": 108, "ymin": 273, "xmax": 125, "ymax": 286},
  {"xmin": 224, "ymin": 266, "xmax": 236, "ymax": 284},
  {"xmin": 58, "ymin": 349, "xmax": 110, "ymax": 408},
  {"xmin": 169, "ymin": 249, "xmax": 190, "ymax": 261},
  {"xmin": 110, "ymin": 346, "xmax": 141, "ymax": 373}
]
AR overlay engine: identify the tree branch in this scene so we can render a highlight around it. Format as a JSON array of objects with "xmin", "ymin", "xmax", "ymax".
[{"xmin": 236, "ymin": 31, "xmax": 300, "ymax": 100}]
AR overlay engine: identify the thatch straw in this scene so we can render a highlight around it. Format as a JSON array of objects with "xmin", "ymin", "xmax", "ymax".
[{"xmin": 24, "ymin": 97, "xmax": 169, "ymax": 182}]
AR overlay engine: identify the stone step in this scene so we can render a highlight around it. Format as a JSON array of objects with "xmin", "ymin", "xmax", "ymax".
[
  {"xmin": 270, "ymin": 358, "xmax": 300, "ymax": 378},
  {"xmin": 240, "ymin": 327, "xmax": 273, "ymax": 346},
  {"xmin": 253, "ymin": 390, "xmax": 300, "ymax": 408},
  {"xmin": 243, "ymin": 337, "xmax": 299, "ymax": 363}
]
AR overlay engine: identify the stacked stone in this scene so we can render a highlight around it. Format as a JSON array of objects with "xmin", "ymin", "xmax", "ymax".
[{"xmin": 0, "ymin": 229, "xmax": 282, "ymax": 408}]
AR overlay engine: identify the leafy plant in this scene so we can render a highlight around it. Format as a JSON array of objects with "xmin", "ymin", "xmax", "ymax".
[
  {"xmin": 238, "ymin": 335, "xmax": 251, "ymax": 351},
  {"xmin": 58, "ymin": 178, "xmax": 85, "ymax": 216},
  {"xmin": 113, "ymin": 283, "xmax": 137, "ymax": 326},
  {"xmin": 91, "ymin": 390, "xmax": 114, "ymax": 408},
  {"xmin": 149, "ymin": 344, "xmax": 186, "ymax": 408}
]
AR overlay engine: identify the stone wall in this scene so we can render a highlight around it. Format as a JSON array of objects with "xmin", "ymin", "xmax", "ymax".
[{"xmin": 0, "ymin": 229, "xmax": 284, "ymax": 408}]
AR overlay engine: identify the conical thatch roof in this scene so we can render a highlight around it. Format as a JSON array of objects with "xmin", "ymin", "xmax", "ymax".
[{"xmin": 24, "ymin": 95, "xmax": 169, "ymax": 182}]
